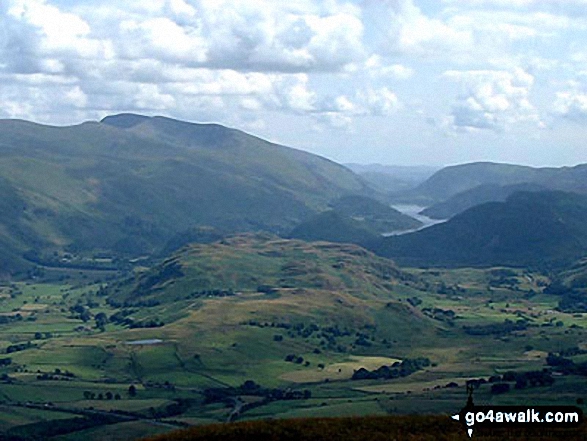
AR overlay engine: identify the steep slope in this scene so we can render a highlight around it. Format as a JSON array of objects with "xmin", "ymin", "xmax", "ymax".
[
  {"xmin": 0, "ymin": 115, "xmax": 372, "ymax": 274},
  {"xmin": 420, "ymin": 182, "xmax": 547, "ymax": 219},
  {"xmin": 369, "ymin": 191, "xmax": 587, "ymax": 267}
]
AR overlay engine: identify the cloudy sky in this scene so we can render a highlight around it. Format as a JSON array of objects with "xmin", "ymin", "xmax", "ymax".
[{"xmin": 2, "ymin": 0, "xmax": 587, "ymax": 166}]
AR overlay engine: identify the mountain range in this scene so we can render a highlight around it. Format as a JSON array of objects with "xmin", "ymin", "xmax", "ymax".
[
  {"xmin": 0, "ymin": 114, "xmax": 372, "ymax": 274},
  {"xmin": 404, "ymin": 161, "xmax": 587, "ymax": 209}
]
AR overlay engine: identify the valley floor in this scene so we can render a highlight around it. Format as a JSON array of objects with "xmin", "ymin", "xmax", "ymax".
[{"xmin": 0, "ymin": 265, "xmax": 585, "ymax": 440}]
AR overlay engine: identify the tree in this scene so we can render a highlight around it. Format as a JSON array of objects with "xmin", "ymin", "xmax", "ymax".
[
  {"xmin": 128, "ymin": 384, "xmax": 137, "ymax": 397},
  {"xmin": 95, "ymin": 312, "xmax": 108, "ymax": 331},
  {"xmin": 491, "ymin": 383, "xmax": 510, "ymax": 394}
]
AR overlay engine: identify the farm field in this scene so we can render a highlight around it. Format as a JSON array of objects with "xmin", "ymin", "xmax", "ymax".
[{"xmin": 0, "ymin": 252, "xmax": 585, "ymax": 440}]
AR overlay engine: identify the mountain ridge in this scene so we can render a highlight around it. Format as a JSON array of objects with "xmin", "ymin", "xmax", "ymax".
[{"xmin": 0, "ymin": 114, "xmax": 374, "ymax": 274}]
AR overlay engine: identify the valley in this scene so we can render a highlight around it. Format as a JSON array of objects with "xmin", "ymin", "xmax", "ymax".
[
  {"xmin": 0, "ymin": 237, "xmax": 586, "ymax": 440},
  {"xmin": 0, "ymin": 115, "xmax": 586, "ymax": 440}
]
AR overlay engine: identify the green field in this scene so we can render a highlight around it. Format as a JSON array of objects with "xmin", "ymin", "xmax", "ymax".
[{"xmin": 0, "ymin": 240, "xmax": 586, "ymax": 440}]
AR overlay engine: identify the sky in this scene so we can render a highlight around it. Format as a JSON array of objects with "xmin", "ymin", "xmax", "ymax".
[{"xmin": 1, "ymin": 0, "xmax": 587, "ymax": 167}]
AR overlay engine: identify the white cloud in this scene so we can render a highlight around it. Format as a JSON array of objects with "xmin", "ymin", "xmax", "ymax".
[
  {"xmin": 357, "ymin": 87, "xmax": 400, "ymax": 116},
  {"xmin": 554, "ymin": 91, "xmax": 587, "ymax": 120},
  {"xmin": 365, "ymin": 55, "xmax": 414, "ymax": 79},
  {"xmin": 6, "ymin": 0, "xmax": 113, "ymax": 60},
  {"xmin": 443, "ymin": 0, "xmax": 587, "ymax": 15},
  {"xmin": 444, "ymin": 68, "xmax": 538, "ymax": 131},
  {"xmin": 64, "ymin": 85, "xmax": 87, "ymax": 108},
  {"xmin": 118, "ymin": 17, "xmax": 207, "ymax": 64},
  {"xmin": 384, "ymin": 0, "xmax": 474, "ymax": 57}
]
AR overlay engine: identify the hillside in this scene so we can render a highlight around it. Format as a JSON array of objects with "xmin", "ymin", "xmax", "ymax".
[
  {"xmin": 420, "ymin": 182, "xmax": 546, "ymax": 219},
  {"xmin": 369, "ymin": 191, "xmax": 587, "ymax": 267},
  {"xmin": 0, "ymin": 114, "xmax": 371, "ymax": 274},
  {"xmin": 329, "ymin": 195, "xmax": 422, "ymax": 232},
  {"xmin": 401, "ymin": 162, "xmax": 587, "ymax": 204},
  {"xmin": 287, "ymin": 196, "xmax": 421, "ymax": 246},
  {"xmin": 106, "ymin": 233, "xmax": 417, "ymax": 307},
  {"xmin": 2, "ymin": 236, "xmax": 587, "ymax": 439},
  {"xmin": 287, "ymin": 211, "xmax": 380, "ymax": 246}
]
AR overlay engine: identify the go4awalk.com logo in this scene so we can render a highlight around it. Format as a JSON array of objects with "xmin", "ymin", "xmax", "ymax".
[{"xmin": 451, "ymin": 386, "xmax": 583, "ymax": 437}]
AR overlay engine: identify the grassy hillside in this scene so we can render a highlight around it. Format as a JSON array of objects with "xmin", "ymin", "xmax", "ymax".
[
  {"xmin": 370, "ymin": 191, "xmax": 587, "ymax": 267},
  {"xmin": 330, "ymin": 195, "xmax": 421, "ymax": 232},
  {"xmin": 0, "ymin": 115, "xmax": 372, "ymax": 275},
  {"xmin": 107, "ymin": 233, "xmax": 417, "ymax": 307},
  {"xmin": 287, "ymin": 196, "xmax": 421, "ymax": 246},
  {"xmin": 2, "ymin": 241, "xmax": 587, "ymax": 439},
  {"xmin": 287, "ymin": 211, "xmax": 380, "ymax": 246}
]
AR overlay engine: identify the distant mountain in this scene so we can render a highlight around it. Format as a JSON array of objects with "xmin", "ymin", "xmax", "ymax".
[
  {"xmin": 404, "ymin": 162, "xmax": 542, "ymax": 203},
  {"xmin": 0, "ymin": 114, "xmax": 372, "ymax": 274},
  {"xmin": 288, "ymin": 196, "xmax": 421, "ymax": 246},
  {"xmin": 420, "ymin": 182, "xmax": 547, "ymax": 219},
  {"xmin": 344, "ymin": 164, "xmax": 440, "ymax": 194},
  {"xmin": 369, "ymin": 191, "xmax": 587, "ymax": 267}
]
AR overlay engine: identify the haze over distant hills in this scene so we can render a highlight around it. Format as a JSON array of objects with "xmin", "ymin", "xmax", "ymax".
[
  {"xmin": 404, "ymin": 161, "xmax": 587, "ymax": 204},
  {"xmin": 344, "ymin": 163, "xmax": 440, "ymax": 194},
  {"xmin": 0, "ymin": 114, "xmax": 374, "ymax": 274}
]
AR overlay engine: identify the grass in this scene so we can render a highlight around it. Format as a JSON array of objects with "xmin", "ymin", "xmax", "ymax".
[{"xmin": 0, "ymin": 250, "xmax": 586, "ymax": 440}]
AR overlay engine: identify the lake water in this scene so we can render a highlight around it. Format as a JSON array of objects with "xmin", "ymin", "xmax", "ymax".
[{"xmin": 383, "ymin": 205, "xmax": 447, "ymax": 236}]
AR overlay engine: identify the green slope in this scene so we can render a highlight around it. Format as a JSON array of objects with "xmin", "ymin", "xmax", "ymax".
[
  {"xmin": 287, "ymin": 196, "xmax": 421, "ymax": 246},
  {"xmin": 0, "ymin": 115, "xmax": 372, "ymax": 274},
  {"xmin": 370, "ymin": 191, "xmax": 587, "ymax": 267},
  {"xmin": 287, "ymin": 211, "xmax": 380, "ymax": 246},
  {"xmin": 329, "ymin": 195, "xmax": 422, "ymax": 232},
  {"xmin": 106, "ymin": 233, "xmax": 415, "ymax": 307}
]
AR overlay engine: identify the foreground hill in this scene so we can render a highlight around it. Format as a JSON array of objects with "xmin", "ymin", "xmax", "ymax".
[
  {"xmin": 0, "ymin": 114, "xmax": 371, "ymax": 274},
  {"xmin": 369, "ymin": 191, "xmax": 587, "ymax": 267},
  {"xmin": 402, "ymin": 162, "xmax": 587, "ymax": 204},
  {"xmin": 107, "ymin": 233, "xmax": 417, "ymax": 307}
]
